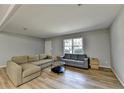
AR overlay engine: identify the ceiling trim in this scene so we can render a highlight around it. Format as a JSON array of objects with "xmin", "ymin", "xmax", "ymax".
[{"xmin": 0, "ymin": 4, "xmax": 21, "ymax": 31}]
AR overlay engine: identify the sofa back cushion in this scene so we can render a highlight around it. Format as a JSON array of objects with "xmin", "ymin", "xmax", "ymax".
[
  {"xmin": 28, "ymin": 55, "xmax": 40, "ymax": 62},
  {"xmin": 77, "ymin": 54, "xmax": 87, "ymax": 61},
  {"xmin": 12, "ymin": 56, "xmax": 28, "ymax": 64},
  {"xmin": 64, "ymin": 54, "xmax": 70, "ymax": 59},
  {"xmin": 70, "ymin": 54, "xmax": 78, "ymax": 60},
  {"xmin": 39, "ymin": 54, "xmax": 47, "ymax": 60},
  {"xmin": 63, "ymin": 54, "xmax": 87, "ymax": 61}
]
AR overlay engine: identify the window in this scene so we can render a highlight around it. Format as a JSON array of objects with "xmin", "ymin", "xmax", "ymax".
[
  {"xmin": 63, "ymin": 39, "xmax": 72, "ymax": 54},
  {"xmin": 63, "ymin": 38, "xmax": 83, "ymax": 54},
  {"xmin": 73, "ymin": 38, "xmax": 83, "ymax": 54}
]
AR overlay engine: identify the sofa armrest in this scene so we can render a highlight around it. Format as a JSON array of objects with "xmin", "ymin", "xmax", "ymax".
[
  {"xmin": 60, "ymin": 56, "xmax": 64, "ymax": 60},
  {"xmin": 6, "ymin": 61, "xmax": 22, "ymax": 86},
  {"xmin": 47, "ymin": 55, "xmax": 53, "ymax": 59},
  {"xmin": 84, "ymin": 58, "xmax": 88, "ymax": 61},
  {"xmin": 51, "ymin": 56, "xmax": 63, "ymax": 61},
  {"xmin": 84, "ymin": 57, "xmax": 90, "ymax": 68}
]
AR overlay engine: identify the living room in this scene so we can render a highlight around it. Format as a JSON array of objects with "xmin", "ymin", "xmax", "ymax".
[{"xmin": 0, "ymin": 2, "xmax": 124, "ymax": 91}]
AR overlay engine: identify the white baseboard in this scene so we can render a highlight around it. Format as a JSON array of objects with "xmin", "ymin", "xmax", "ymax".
[
  {"xmin": 100, "ymin": 66, "xmax": 124, "ymax": 87},
  {"xmin": 0, "ymin": 65, "xmax": 6, "ymax": 68},
  {"xmin": 111, "ymin": 68, "xmax": 124, "ymax": 87}
]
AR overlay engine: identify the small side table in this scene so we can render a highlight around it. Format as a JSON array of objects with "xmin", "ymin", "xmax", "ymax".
[{"xmin": 90, "ymin": 58, "xmax": 100, "ymax": 70}]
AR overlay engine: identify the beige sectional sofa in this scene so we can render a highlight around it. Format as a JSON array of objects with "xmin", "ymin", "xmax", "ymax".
[{"xmin": 6, "ymin": 54, "xmax": 53, "ymax": 87}]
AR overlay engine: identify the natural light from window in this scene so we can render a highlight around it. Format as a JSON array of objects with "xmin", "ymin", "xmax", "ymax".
[{"xmin": 63, "ymin": 38, "xmax": 83, "ymax": 54}]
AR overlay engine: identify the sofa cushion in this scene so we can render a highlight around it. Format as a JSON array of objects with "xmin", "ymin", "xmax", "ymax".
[
  {"xmin": 12, "ymin": 56, "xmax": 28, "ymax": 64},
  {"xmin": 61, "ymin": 58, "xmax": 70, "ymax": 62},
  {"xmin": 39, "ymin": 54, "xmax": 47, "ymax": 60},
  {"xmin": 62, "ymin": 58, "xmax": 84, "ymax": 63},
  {"xmin": 70, "ymin": 54, "xmax": 77, "ymax": 60},
  {"xmin": 64, "ymin": 54, "xmax": 70, "ymax": 59},
  {"xmin": 20, "ymin": 63, "xmax": 40, "ymax": 78},
  {"xmin": 31, "ymin": 59, "xmax": 53, "ymax": 66},
  {"xmin": 28, "ymin": 55, "xmax": 39, "ymax": 62},
  {"xmin": 77, "ymin": 54, "xmax": 87, "ymax": 61}
]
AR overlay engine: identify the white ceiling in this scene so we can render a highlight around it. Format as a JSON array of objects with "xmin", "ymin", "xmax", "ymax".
[
  {"xmin": 0, "ymin": 4, "xmax": 123, "ymax": 38},
  {"xmin": 0, "ymin": 4, "xmax": 10, "ymax": 26}
]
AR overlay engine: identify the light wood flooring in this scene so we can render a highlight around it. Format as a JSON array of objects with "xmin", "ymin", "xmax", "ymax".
[{"xmin": 0, "ymin": 66, "xmax": 123, "ymax": 89}]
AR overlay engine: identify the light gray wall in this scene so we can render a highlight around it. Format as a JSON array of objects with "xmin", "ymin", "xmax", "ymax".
[
  {"xmin": 110, "ymin": 7, "xmax": 124, "ymax": 86},
  {"xmin": 0, "ymin": 32, "xmax": 44, "ymax": 66},
  {"xmin": 45, "ymin": 29, "xmax": 111, "ymax": 68},
  {"xmin": 84, "ymin": 30, "xmax": 111, "ymax": 68}
]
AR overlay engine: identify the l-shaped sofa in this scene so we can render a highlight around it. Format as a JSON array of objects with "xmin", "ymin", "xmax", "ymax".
[
  {"xmin": 6, "ymin": 54, "xmax": 53, "ymax": 87},
  {"xmin": 6, "ymin": 53, "xmax": 90, "ymax": 87}
]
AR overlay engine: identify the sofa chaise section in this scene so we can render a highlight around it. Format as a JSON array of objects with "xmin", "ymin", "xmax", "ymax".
[
  {"xmin": 6, "ymin": 56, "xmax": 41, "ymax": 87},
  {"xmin": 6, "ymin": 54, "xmax": 54, "ymax": 86}
]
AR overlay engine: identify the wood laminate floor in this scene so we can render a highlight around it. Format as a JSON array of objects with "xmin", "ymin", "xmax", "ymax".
[{"xmin": 0, "ymin": 66, "xmax": 123, "ymax": 89}]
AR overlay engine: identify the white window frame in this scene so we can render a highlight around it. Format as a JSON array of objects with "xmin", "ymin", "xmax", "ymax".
[
  {"xmin": 63, "ymin": 37, "xmax": 83, "ymax": 54},
  {"xmin": 63, "ymin": 39, "xmax": 72, "ymax": 54}
]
